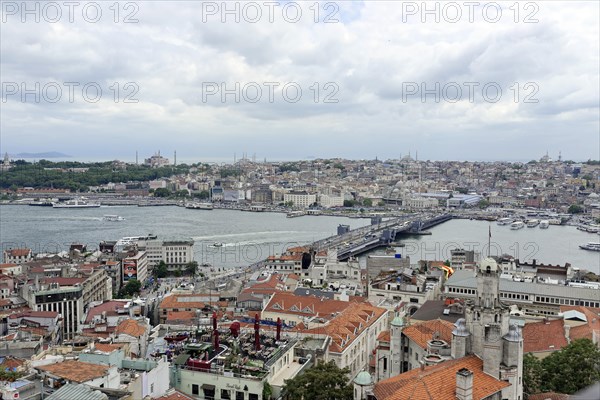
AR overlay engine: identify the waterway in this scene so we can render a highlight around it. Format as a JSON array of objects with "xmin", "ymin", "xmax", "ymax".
[{"xmin": 1, "ymin": 206, "xmax": 598, "ymax": 273}]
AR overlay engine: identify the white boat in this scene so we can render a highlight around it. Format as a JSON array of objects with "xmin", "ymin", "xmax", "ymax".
[
  {"xmin": 103, "ymin": 215, "xmax": 125, "ymax": 221},
  {"xmin": 548, "ymin": 219, "xmax": 562, "ymax": 225},
  {"xmin": 497, "ymin": 217, "xmax": 513, "ymax": 226},
  {"xmin": 526, "ymin": 219, "xmax": 540, "ymax": 228},
  {"xmin": 52, "ymin": 197, "xmax": 100, "ymax": 208},
  {"xmin": 186, "ymin": 202, "xmax": 213, "ymax": 210},
  {"xmin": 510, "ymin": 221, "xmax": 525, "ymax": 230},
  {"xmin": 539, "ymin": 220, "xmax": 549, "ymax": 229},
  {"xmin": 209, "ymin": 242, "xmax": 223, "ymax": 248},
  {"xmin": 579, "ymin": 242, "xmax": 600, "ymax": 251}
]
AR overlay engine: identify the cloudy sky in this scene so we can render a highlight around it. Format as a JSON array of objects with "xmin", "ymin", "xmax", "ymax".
[{"xmin": 1, "ymin": 0, "xmax": 598, "ymax": 162}]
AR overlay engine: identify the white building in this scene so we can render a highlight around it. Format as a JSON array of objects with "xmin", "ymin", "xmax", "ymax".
[
  {"xmin": 122, "ymin": 251, "xmax": 149, "ymax": 284},
  {"xmin": 3, "ymin": 248, "xmax": 33, "ymax": 264},
  {"xmin": 319, "ymin": 193, "xmax": 345, "ymax": 208},
  {"xmin": 284, "ymin": 191, "xmax": 317, "ymax": 208},
  {"xmin": 402, "ymin": 196, "xmax": 439, "ymax": 209},
  {"xmin": 145, "ymin": 238, "xmax": 194, "ymax": 271}
]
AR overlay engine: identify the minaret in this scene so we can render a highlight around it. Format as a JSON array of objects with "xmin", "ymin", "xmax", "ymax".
[
  {"xmin": 135, "ymin": 151, "xmax": 138, "ymax": 165},
  {"xmin": 174, "ymin": 150, "xmax": 177, "ymax": 166}
]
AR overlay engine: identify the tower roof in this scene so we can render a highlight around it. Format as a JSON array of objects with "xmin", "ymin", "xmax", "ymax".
[
  {"xmin": 391, "ymin": 315, "xmax": 405, "ymax": 327},
  {"xmin": 354, "ymin": 370, "xmax": 373, "ymax": 386}
]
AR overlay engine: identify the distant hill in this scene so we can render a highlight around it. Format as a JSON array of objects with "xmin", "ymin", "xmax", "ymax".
[{"xmin": 13, "ymin": 152, "xmax": 71, "ymax": 159}]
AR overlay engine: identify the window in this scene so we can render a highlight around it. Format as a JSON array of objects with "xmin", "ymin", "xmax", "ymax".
[
  {"xmin": 192, "ymin": 384, "xmax": 199, "ymax": 395},
  {"xmin": 249, "ymin": 395, "xmax": 259, "ymax": 400},
  {"xmin": 236, "ymin": 392, "xmax": 245, "ymax": 400},
  {"xmin": 221, "ymin": 389, "xmax": 231, "ymax": 399}
]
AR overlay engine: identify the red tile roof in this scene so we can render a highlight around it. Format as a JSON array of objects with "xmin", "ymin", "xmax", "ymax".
[
  {"xmin": 522, "ymin": 319, "xmax": 568, "ymax": 353},
  {"xmin": 263, "ymin": 292, "xmax": 356, "ymax": 318},
  {"xmin": 401, "ymin": 319, "xmax": 455, "ymax": 351},
  {"xmin": 304, "ymin": 302, "xmax": 387, "ymax": 353},
  {"xmin": 157, "ymin": 389, "xmax": 196, "ymax": 400},
  {"xmin": 115, "ymin": 319, "xmax": 146, "ymax": 338},
  {"xmin": 37, "ymin": 360, "xmax": 109, "ymax": 383},
  {"xmin": 4, "ymin": 249, "xmax": 31, "ymax": 257},
  {"xmin": 9, "ymin": 310, "xmax": 59, "ymax": 319},
  {"xmin": 373, "ymin": 355, "xmax": 510, "ymax": 400},
  {"xmin": 85, "ymin": 300, "xmax": 129, "ymax": 323}
]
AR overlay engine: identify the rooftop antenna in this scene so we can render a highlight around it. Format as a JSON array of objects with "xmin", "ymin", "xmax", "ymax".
[
  {"xmin": 174, "ymin": 150, "xmax": 177, "ymax": 166},
  {"xmin": 488, "ymin": 225, "xmax": 491, "ymax": 257}
]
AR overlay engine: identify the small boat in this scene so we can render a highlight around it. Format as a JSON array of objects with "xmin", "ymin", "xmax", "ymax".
[
  {"xmin": 186, "ymin": 202, "xmax": 213, "ymax": 210},
  {"xmin": 497, "ymin": 217, "xmax": 513, "ymax": 226},
  {"xmin": 579, "ymin": 242, "xmax": 600, "ymax": 251},
  {"xmin": 103, "ymin": 215, "xmax": 125, "ymax": 221},
  {"xmin": 510, "ymin": 221, "xmax": 525, "ymax": 230},
  {"xmin": 548, "ymin": 219, "xmax": 562, "ymax": 225},
  {"xmin": 539, "ymin": 220, "xmax": 549, "ymax": 229},
  {"xmin": 526, "ymin": 219, "xmax": 540, "ymax": 228},
  {"xmin": 209, "ymin": 242, "xmax": 224, "ymax": 248}
]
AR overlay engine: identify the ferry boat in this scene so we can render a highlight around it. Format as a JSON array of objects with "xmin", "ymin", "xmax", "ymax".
[
  {"xmin": 539, "ymin": 220, "xmax": 549, "ymax": 229},
  {"xmin": 52, "ymin": 197, "xmax": 100, "ymax": 208},
  {"xmin": 497, "ymin": 217, "xmax": 513, "ymax": 226},
  {"xmin": 510, "ymin": 221, "xmax": 525, "ymax": 230},
  {"xmin": 579, "ymin": 242, "xmax": 600, "ymax": 251},
  {"xmin": 526, "ymin": 219, "xmax": 540, "ymax": 228},
  {"xmin": 103, "ymin": 215, "xmax": 125, "ymax": 222},
  {"xmin": 286, "ymin": 211, "xmax": 305, "ymax": 218},
  {"xmin": 185, "ymin": 202, "xmax": 213, "ymax": 210}
]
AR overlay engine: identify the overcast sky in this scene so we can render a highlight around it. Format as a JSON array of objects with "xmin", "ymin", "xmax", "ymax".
[{"xmin": 1, "ymin": 0, "xmax": 598, "ymax": 163}]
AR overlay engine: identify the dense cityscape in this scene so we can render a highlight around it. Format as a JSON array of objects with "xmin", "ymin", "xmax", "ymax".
[
  {"xmin": 2, "ymin": 0, "xmax": 599, "ymax": 399},
  {"xmin": 0, "ymin": 153, "xmax": 599, "ymax": 400}
]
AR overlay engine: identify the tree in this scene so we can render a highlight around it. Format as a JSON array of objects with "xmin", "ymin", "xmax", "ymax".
[
  {"xmin": 122, "ymin": 279, "xmax": 141, "ymax": 296},
  {"xmin": 283, "ymin": 360, "xmax": 353, "ymax": 400},
  {"xmin": 540, "ymin": 339, "xmax": 600, "ymax": 394},
  {"xmin": 284, "ymin": 201, "xmax": 294, "ymax": 207},
  {"xmin": 478, "ymin": 199, "xmax": 490, "ymax": 209},
  {"xmin": 343, "ymin": 200, "xmax": 357, "ymax": 207},
  {"xmin": 153, "ymin": 188, "xmax": 171, "ymax": 197},
  {"xmin": 523, "ymin": 353, "xmax": 544, "ymax": 398},
  {"xmin": 185, "ymin": 261, "xmax": 199, "ymax": 276},
  {"xmin": 568, "ymin": 204, "xmax": 583, "ymax": 214},
  {"xmin": 263, "ymin": 382, "xmax": 273, "ymax": 400},
  {"xmin": 154, "ymin": 261, "xmax": 169, "ymax": 278},
  {"xmin": 362, "ymin": 198, "xmax": 373, "ymax": 207}
]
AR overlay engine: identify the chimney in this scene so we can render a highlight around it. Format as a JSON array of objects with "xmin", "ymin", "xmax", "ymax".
[
  {"xmin": 456, "ymin": 368, "xmax": 473, "ymax": 400},
  {"xmin": 254, "ymin": 313, "xmax": 261, "ymax": 351},
  {"xmin": 564, "ymin": 324, "xmax": 571, "ymax": 343},
  {"xmin": 276, "ymin": 318, "xmax": 282, "ymax": 342}
]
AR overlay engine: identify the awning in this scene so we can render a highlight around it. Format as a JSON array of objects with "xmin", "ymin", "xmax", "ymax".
[{"xmin": 202, "ymin": 384, "xmax": 216, "ymax": 390}]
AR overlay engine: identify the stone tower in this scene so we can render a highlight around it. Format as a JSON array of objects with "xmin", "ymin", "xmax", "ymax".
[
  {"xmin": 390, "ymin": 315, "xmax": 405, "ymax": 376},
  {"xmin": 463, "ymin": 257, "xmax": 522, "ymax": 400}
]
